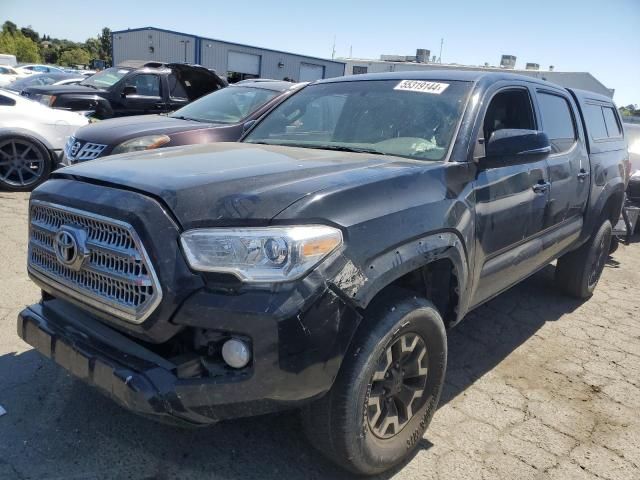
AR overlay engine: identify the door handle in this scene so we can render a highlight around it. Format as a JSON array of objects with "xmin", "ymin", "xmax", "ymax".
[
  {"xmin": 577, "ymin": 169, "xmax": 590, "ymax": 180},
  {"xmin": 532, "ymin": 181, "xmax": 550, "ymax": 194}
]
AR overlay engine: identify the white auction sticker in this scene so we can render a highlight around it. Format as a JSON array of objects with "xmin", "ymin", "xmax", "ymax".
[{"xmin": 394, "ymin": 80, "xmax": 449, "ymax": 95}]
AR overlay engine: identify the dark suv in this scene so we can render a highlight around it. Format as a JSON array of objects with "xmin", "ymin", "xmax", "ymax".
[
  {"xmin": 21, "ymin": 61, "xmax": 228, "ymax": 119},
  {"xmin": 60, "ymin": 80, "xmax": 304, "ymax": 163},
  {"xmin": 18, "ymin": 71, "xmax": 627, "ymax": 475}
]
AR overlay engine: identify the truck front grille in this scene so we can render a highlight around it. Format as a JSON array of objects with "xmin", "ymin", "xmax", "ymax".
[
  {"xmin": 27, "ymin": 201, "xmax": 162, "ymax": 324},
  {"xmin": 64, "ymin": 136, "xmax": 108, "ymax": 162}
]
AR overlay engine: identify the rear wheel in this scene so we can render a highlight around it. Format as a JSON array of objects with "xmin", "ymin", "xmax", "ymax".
[
  {"xmin": 301, "ymin": 289, "xmax": 447, "ymax": 475},
  {"xmin": 0, "ymin": 136, "xmax": 52, "ymax": 191},
  {"xmin": 556, "ymin": 220, "xmax": 612, "ymax": 299}
]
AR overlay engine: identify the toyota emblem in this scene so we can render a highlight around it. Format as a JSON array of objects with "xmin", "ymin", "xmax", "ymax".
[{"xmin": 54, "ymin": 226, "xmax": 89, "ymax": 271}]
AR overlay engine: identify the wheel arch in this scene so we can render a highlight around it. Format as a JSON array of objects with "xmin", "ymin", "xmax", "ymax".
[
  {"xmin": 584, "ymin": 180, "xmax": 625, "ymax": 238},
  {"xmin": 333, "ymin": 231, "xmax": 470, "ymax": 328},
  {"xmin": 0, "ymin": 127, "xmax": 56, "ymax": 153}
]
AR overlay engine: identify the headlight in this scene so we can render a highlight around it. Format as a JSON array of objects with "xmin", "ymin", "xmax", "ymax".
[
  {"xmin": 112, "ymin": 135, "xmax": 170, "ymax": 154},
  {"xmin": 38, "ymin": 94, "xmax": 56, "ymax": 107},
  {"xmin": 180, "ymin": 225, "xmax": 343, "ymax": 282}
]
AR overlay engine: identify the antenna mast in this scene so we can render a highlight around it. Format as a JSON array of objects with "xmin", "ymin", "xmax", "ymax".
[{"xmin": 439, "ymin": 38, "xmax": 444, "ymax": 63}]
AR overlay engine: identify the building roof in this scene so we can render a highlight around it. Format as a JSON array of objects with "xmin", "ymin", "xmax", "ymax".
[{"xmin": 112, "ymin": 27, "xmax": 345, "ymax": 66}]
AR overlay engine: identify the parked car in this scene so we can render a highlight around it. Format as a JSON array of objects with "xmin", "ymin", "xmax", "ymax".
[
  {"xmin": 626, "ymin": 124, "xmax": 640, "ymax": 203},
  {"xmin": 61, "ymin": 80, "xmax": 304, "ymax": 163},
  {"xmin": 0, "ymin": 65, "xmax": 25, "ymax": 87},
  {"xmin": 6, "ymin": 72, "xmax": 84, "ymax": 94},
  {"xmin": 0, "ymin": 89, "xmax": 88, "ymax": 191},
  {"xmin": 18, "ymin": 71, "xmax": 627, "ymax": 475},
  {"xmin": 15, "ymin": 64, "xmax": 66, "ymax": 75},
  {"xmin": 21, "ymin": 61, "xmax": 228, "ymax": 119}
]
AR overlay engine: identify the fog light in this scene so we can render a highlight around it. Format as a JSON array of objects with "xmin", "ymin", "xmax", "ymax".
[{"xmin": 221, "ymin": 338, "xmax": 251, "ymax": 369}]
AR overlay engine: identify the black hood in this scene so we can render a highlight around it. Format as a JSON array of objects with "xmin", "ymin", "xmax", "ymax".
[
  {"xmin": 22, "ymin": 84, "xmax": 107, "ymax": 96},
  {"xmin": 53, "ymin": 143, "xmax": 421, "ymax": 229},
  {"xmin": 74, "ymin": 115, "xmax": 213, "ymax": 144}
]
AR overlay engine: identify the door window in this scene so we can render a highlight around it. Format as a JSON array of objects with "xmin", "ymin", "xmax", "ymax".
[
  {"xmin": 602, "ymin": 107, "xmax": 622, "ymax": 138},
  {"xmin": 167, "ymin": 73, "xmax": 189, "ymax": 100},
  {"xmin": 125, "ymin": 74, "xmax": 160, "ymax": 97},
  {"xmin": 537, "ymin": 92, "xmax": 576, "ymax": 153},
  {"xmin": 583, "ymin": 104, "xmax": 608, "ymax": 140},
  {"xmin": 483, "ymin": 89, "xmax": 535, "ymax": 142}
]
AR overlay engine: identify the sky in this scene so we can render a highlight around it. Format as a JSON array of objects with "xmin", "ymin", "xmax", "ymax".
[{"xmin": 3, "ymin": 0, "xmax": 639, "ymax": 105}]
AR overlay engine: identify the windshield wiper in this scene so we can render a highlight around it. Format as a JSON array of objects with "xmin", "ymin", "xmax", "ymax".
[
  {"xmin": 169, "ymin": 115, "xmax": 207, "ymax": 122},
  {"xmin": 262, "ymin": 143, "xmax": 388, "ymax": 155}
]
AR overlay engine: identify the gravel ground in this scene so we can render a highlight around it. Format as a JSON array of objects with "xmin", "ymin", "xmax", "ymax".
[{"xmin": 0, "ymin": 191, "xmax": 638, "ymax": 480}]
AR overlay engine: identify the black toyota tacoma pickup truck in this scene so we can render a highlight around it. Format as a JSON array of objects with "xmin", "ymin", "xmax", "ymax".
[
  {"xmin": 18, "ymin": 71, "xmax": 628, "ymax": 475},
  {"xmin": 21, "ymin": 61, "xmax": 228, "ymax": 119}
]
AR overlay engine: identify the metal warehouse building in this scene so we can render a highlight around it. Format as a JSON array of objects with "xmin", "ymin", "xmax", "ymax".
[
  {"xmin": 112, "ymin": 27, "xmax": 345, "ymax": 83},
  {"xmin": 340, "ymin": 57, "xmax": 614, "ymax": 98}
]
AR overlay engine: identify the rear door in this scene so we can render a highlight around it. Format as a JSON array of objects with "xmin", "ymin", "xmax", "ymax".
[{"xmin": 533, "ymin": 88, "xmax": 589, "ymax": 227}]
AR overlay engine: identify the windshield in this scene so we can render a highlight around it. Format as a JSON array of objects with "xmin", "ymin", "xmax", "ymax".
[
  {"xmin": 80, "ymin": 67, "xmax": 130, "ymax": 88},
  {"xmin": 169, "ymin": 86, "xmax": 281, "ymax": 124},
  {"xmin": 244, "ymin": 79, "xmax": 471, "ymax": 161}
]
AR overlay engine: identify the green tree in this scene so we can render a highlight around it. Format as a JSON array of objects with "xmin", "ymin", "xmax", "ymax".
[
  {"xmin": 2, "ymin": 21, "xmax": 17, "ymax": 34},
  {"xmin": 99, "ymin": 27, "xmax": 111, "ymax": 64},
  {"xmin": 84, "ymin": 37, "xmax": 100, "ymax": 58},
  {"xmin": 0, "ymin": 31, "xmax": 16, "ymax": 55},
  {"xmin": 20, "ymin": 26, "xmax": 39, "ymax": 43},
  {"xmin": 14, "ymin": 33, "xmax": 40, "ymax": 62},
  {"xmin": 0, "ymin": 29, "xmax": 40, "ymax": 62},
  {"xmin": 58, "ymin": 47, "xmax": 90, "ymax": 66}
]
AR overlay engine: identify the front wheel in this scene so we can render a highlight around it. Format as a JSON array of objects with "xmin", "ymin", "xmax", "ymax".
[
  {"xmin": 301, "ymin": 289, "xmax": 447, "ymax": 475},
  {"xmin": 0, "ymin": 135, "xmax": 52, "ymax": 191},
  {"xmin": 556, "ymin": 220, "xmax": 612, "ymax": 299}
]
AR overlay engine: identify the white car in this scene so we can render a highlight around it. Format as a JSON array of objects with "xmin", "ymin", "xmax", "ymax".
[
  {"xmin": 15, "ymin": 64, "xmax": 66, "ymax": 75},
  {"xmin": 0, "ymin": 65, "xmax": 26, "ymax": 87},
  {"xmin": 0, "ymin": 89, "xmax": 88, "ymax": 191}
]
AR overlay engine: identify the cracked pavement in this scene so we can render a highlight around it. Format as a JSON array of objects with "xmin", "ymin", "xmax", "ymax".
[{"xmin": 0, "ymin": 191, "xmax": 638, "ymax": 480}]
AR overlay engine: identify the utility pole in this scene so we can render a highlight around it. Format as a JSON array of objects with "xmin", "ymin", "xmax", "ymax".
[
  {"xmin": 438, "ymin": 38, "xmax": 444, "ymax": 63},
  {"xmin": 332, "ymin": 35, "xmax": 336, "ymax": 60},
  {"xmin": 349, "ymin": 45, "xmax": 353, "ymax": 58}
]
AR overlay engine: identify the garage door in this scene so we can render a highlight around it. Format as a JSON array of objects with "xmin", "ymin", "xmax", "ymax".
[
  {"xmin": 228, "ymin": 52, "xmax": 261, "ymax": 75},
  {"xmin": 299, "ymin": 63, "xmax": 325, "ymax": 81}
]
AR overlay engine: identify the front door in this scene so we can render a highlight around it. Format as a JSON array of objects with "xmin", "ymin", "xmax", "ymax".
[
  {"xmin": 471, "ymin": 86, "xmax": 551, "ymax": 306},
  {"xmin": 117, "ymin": 73, "xmax": 165, "ymax": 116}
]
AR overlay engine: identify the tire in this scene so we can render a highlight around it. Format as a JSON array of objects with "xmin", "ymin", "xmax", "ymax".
[
  {"xmin": 609, "ymin": 236, "xmax": 619, "ymax": 255},
  {"xmin": 556, "ymin": 220, "xmax": 612, "ymax": 299},
  {"xmin": 0, "ymin": 135, "xmax": 52, "ymax": 192},
  {"xmin": 301, "ymin": 288, "xmax": 447, "ymax": 475}
]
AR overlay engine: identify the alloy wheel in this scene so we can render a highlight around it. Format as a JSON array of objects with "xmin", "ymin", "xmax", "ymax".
[
  {"xmin": 366, "ymin": 333, "xmax": 429, "ymax": 439},
  {"xmin": 0, "ymin": 139, "xmax": 46, "ymax": 188}
]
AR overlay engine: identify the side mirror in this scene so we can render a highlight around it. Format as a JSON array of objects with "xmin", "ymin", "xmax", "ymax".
[
  {"xmin": 485, "ymin": 129, "xmax": 551, "ymax": 159},
  {"xmin": 121, "ymin": 85, "xmax": 137, "ymax": 97},
  {"xmin": 242, "ymin": 119, "xmax": 257, "ymax": 133}
]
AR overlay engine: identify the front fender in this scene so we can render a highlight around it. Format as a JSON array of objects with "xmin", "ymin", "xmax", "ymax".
[
  {"xmin": 329, "ymin": 231, "xmax": 470, "ymax": 322},
  {"xmin": 55, "ymin": 95, "xmax": 113, "ymax": 118},
  {"xmin": 0, "ymin": 127, "xmax": 55, "ymax": 152}
]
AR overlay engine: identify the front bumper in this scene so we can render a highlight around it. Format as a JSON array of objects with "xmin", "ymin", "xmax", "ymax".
[{"xmin": 18, "ymin": 287, "xmax": 360, "ymax": 425}]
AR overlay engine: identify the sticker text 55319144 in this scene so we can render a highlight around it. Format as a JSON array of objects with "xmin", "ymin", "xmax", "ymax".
[{"xmin": 394, "ymin": 80, "xmax": 450, "ymax": 95}]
